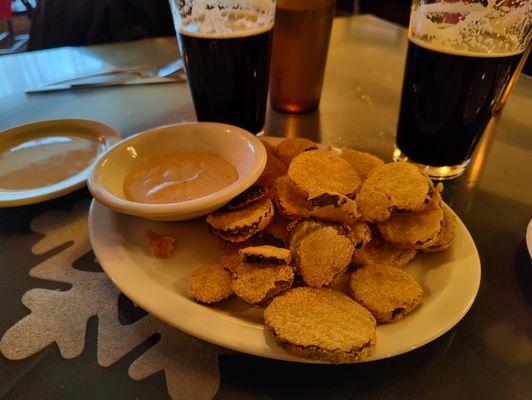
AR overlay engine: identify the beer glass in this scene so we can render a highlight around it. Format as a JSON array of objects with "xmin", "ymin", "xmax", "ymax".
[
  {"xmin": 168, "ymin": 0, "xmax": 276, "ymax": 134},
  {"xmin": 395, "ymin": 0, "xmax": 531, "ymax": 180},
  {"xmin": 269, "ymin": 0, "xmax": 336, "ymax": 114}
]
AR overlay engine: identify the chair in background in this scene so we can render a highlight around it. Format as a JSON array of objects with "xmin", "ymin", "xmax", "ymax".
[
  {"xmin": 0, "ymin": 0, "xmax": 33, "ymax": 54},
  {"xmin": 29, "ymin": 0, "xmax": 175, "ymax": 51},
  {"xmin": 358, "ymin": 0, "xmax": 410, "ymax": 26},
  {"xmin": 336, "ymin": 0, "xmax": 356, "ymax": 15}
]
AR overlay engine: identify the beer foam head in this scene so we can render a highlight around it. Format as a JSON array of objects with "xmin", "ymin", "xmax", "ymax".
[
  {"xmin": 409, "ymin": 0, "xmax": 531, "ymax": 56},
  {"xmin": 171, "ymin": 0, "xmax": 275, "ymax": 38}
]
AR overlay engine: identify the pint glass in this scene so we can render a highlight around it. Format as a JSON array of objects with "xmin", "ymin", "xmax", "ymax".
[
  {"xmin": 395, "ymin": 0, "xmax": 531, "ymax": 179},
  {"xmin": 269, "ymin": 0, "xmax": 336, "ymax": 114},
  {"xmin": 169, "ymin": 0, "xmax": 276, "ymax": 133}
]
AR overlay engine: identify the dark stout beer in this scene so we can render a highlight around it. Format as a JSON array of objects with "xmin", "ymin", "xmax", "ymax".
[
  {"xmin": 180, "ymin": 27, "xmax": 273, "ymax": 133},
  {"xmin": 396, "ymin": 39, "xmax": 523, "ymax": 166},
  {"xmin": 175, "ymin": 5, "xmax": 275, "ymax": 134}
]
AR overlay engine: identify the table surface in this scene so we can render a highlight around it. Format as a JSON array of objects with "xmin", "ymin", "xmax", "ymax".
[{"xmin": 1, "ymin": 14, "xmax": 531, "ymax": 400}]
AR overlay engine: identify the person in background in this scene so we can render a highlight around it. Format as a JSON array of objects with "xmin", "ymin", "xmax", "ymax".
[{"xmin": 29, "ymin": 0, "xmax": 175, "ymax": 50}]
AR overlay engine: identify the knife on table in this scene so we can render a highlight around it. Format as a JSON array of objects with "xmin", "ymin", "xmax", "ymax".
[
  {"xmin": 26, "ymin": 60, "xmax": 186, "ymax": 94},
  {"xmin": 25, "ymin": 76, "xmax": 186, "ymax": 94}
]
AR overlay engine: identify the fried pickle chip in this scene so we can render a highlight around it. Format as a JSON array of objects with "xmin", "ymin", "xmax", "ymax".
[
  {"xmin": 345, "ymin": 221, "xmax": 372, "ymax": 249},
  {"xmin": 145, "ymin": 230, "xmax": 176, "ymax": 259},
  {"xmin": 227, "ymin": 184, "xmax": 265, "ymax": 209},
  {"xmin": 377, "ymin": 192, "xmax": 443, "ymax": 247},
  {"xmin": 264, "ymin": 287, "xmax": 376, "ymax": 363},
  {"xmin": 220, "ymin": 251, "xmax": 249, "ymax": 276},
  {"xmin": 422, "ymin": 206, "xmax": 457, "ymax": 252},
  {"xmin": 351, "ymin": 239, "xmax": 417, "ymax": 268},
  {"xmin": 206, "ymin": 198, "xmax": 274, "ymax": 242},
  {"xmin": 297, "ymin": 227, "xmax": 354, "ymax": 287},
  {"xmin": 355, "ymin": 188, "xmax": 393, "ymax": 223},
  {"xmin": 348, "ymin": 265, "xmax": 423, "ymax": 323},
  {"xmin": 218, "ymin": 236, "xmax": 264, "ymax": 275},
  {"xmin": 265, "ymin": 212, "xmax": 291, "ymax": 243},
  {"xmin": 257, "ymin": 142, "xmax": 288, "ymax": 188},
  {"xmin": 275, "ymin": 138, "xmax": 319, "ymax": 165},
  {"xmin": 187, "ymin": 264, "xmax": 233, "ymax": 304},
  {"xmin": 356, "ymin": 162, "xmax": 433, "ymax": 222},
  {"xmin": 288, "ymin": 150, "xmax": 361, "ymax": 196},
  {"xmin": 307, "ymin": 190, "xmax": 358, "ymax": 224},
  {"xmin": 339, "ymin": 147, "xmax": 384, "ymax": 181},
  {"xmin": 232, "ymin": 264, "xmax": 294, "ymax": 306},
  {"xmin": 273, "ymin": 175, "xmax": 310, "ymax": 219},
  {"xmin": 239, "ymin": 245, "xmax": 291, "ymax": 265},
  {"xmin": 287, "ymin": 219, "xmax": 343, "ymax": 266}
]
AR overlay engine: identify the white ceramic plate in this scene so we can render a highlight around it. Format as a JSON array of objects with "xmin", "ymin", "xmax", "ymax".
[
  {"xmin": 0, "ymin": 119, "xmax": 120, "ymax": 207},
  {"xmin": 89, "ymin": 198, "xmax": 481, "ymax": 363}
]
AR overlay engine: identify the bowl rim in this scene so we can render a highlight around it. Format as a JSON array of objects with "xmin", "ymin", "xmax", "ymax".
[
  {"xmin": 0, "ymin": 118, "xmax": 121, "ymax": 207},
  {"xmin": 87, "ymin": 122, "xmax": 267, "ymax": 217}
]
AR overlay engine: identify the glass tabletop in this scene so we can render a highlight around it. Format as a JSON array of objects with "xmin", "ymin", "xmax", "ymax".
[{"xmin": 0, "ymin": 14, "xmax": 531, "ymax": 400}]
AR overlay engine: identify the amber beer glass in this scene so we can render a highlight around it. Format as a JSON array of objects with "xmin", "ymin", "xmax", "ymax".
[
  {"xmin": 269, "ymin": 0, "xmax": 336, "ymax": 113},
  {"xmin": 395, "ymin": 0, "xmax": 531, "ymax": 180},
  {"xmin": 168, "ymin": 0, "xmax": 275, "ymax": 134}
]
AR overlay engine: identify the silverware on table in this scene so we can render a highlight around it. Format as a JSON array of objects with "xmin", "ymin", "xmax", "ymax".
[{"xmin": 25, "ymin": 59, "xmax": 187, "ymax": 94}]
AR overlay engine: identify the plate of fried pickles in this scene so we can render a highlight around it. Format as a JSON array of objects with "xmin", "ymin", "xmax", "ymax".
[{"xmin": 89, "ymin": 137, "xmax": 481, "ymax": 364}]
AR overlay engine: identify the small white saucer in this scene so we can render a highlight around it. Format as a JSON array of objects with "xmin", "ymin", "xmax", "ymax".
[{"xmin": 0, "ymin": 119, "xmax": 120, "ymax": 207}]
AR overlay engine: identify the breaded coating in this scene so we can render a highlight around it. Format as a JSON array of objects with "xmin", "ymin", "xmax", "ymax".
[
  {"xmin": 257, "ymin": 143, "xmax": 288, "ymax": 188},
  {"xmin": 422, "ymin": 206, "xmax": 457, "ymax": 252},
  {"xmin": 239, "ymin": 245, "xmax": 291, "ymax": 265},
  {"xmin": 275, "ymin": 138, "xmax": 319, "ymax": 165},
  {"xmin": 145, "ymin": 230, "xmax": 176, "ymax": 259},
  {"xmin": 345, "ymin": 221, "xmax": 372, "ymax": 249},
  {"xmin": 352, "ymin": 239, "xmax": 417, "ymax": 268},
  {"xmin": 307, "ymin": 191, "xmax": 358, "ymax": 224},
  {"xmin": 339, "ymin": 147, "xmax": 384, "ymax": 181},
  {"xmin": 197, "ymin": 141, "xmax": 462, "ymax": 363},
  {"xmin": 218, "ymin": 238, "xmax": 260, "ymax": 276},
  {"xmin": 288, "ymin": 150, "xmax": 361, "ymax": 196},
  {"xmin": 377, "ymin": 192, "xmax": 443, "ymax": 247},
  {"xmin": 265, "ymin": 213, "xmax": 291, "ymax": 243},
  {"xmin": 273, "ymin": 175, "xmax": 310, "ymax": 219},
  {"xmin": 220, "ymin": 251, "xmax": 250, "ymax": 276},
  {"xmin": 227, "ymin": 184, "xmax": 265, "ymax": 209},
  {"xmin": 287, "ymin": 219, "xmax": 342, "ymax": 266},
  {"xmin": 187, "ymin": 264, "xmax": 233, "ymax": 304},
  {"xmin": 348, "ymin": 265, "xmax": 423, "ymax": 323},
  {"xmin": 356, "ymin": 162, "xmax": 432, "ymax": 222},
  {"xmin": 264, "ymin": 287, "xmax": 376, "ymax": 363},
  {"xmin": 297, "ymin": 227, "xmax": 354, "ymax": 287},
  {"xmin": 206, "ymin": 198, "xmax": 274, "ymax": 242},
  {"xmin": 232, "ymin": 265, "xmax": 294, "ymax": 306},
  {"xmin": 355, "ymin": 188, "xmax": 393, "ymax": 223}
]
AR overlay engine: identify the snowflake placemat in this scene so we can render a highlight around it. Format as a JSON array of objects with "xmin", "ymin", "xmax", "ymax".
[{"xmin": 0, "ymin": 199, "xmax": 228, "ymax": 399}]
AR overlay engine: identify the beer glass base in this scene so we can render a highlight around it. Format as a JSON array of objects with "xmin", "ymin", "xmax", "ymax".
[
  {"xmin": 393, "ymin": 147, "xmax": 469, "ymax": 181},
  {"xmin": 271, "ymin": 102, "xmax": 319, "ymax": 114}
]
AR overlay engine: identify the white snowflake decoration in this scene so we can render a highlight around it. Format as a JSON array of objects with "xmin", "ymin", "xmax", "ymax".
[{"xmin": 0, "ymin": 199, "xmax": 226, "ymax": 400}]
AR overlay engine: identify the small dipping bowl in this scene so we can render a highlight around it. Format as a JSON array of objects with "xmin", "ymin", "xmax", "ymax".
[{"xmin": 88, "ymin": 122, "xmax": 266, "ymax": 221}]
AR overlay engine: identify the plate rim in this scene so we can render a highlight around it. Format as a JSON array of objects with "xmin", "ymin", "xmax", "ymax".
[
  {"xmin": 0, "ymin": 118, "xmax": 121, "ymax": 207},
  {"xmin": 88, "ymin": 197, "xmax": 481, "ymax": 364}
]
